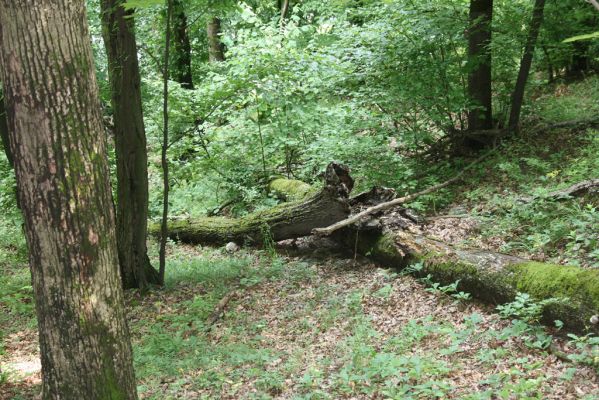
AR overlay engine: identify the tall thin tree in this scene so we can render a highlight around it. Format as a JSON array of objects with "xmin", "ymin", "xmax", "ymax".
[
  {"xmin": 159, "ymin": 0, "xmax": 174, "ymax": 284},
  {"xmin": 467, "ymin": 0, "xmax": 493, "ymax": 132},
  {"xmin": 0, "ymin": 1, "xmax": 138, "ymax": 398},
  {"xmin": 101, "ymin": 0, "xmax": 160, "ymax": 289},
  {"xmin": 279, "ymin": 0, "xmax": 291, "ymax": 27},
  {"xmin": 508, "ymin": 0, "xmax": 546, "ymax": 132}
]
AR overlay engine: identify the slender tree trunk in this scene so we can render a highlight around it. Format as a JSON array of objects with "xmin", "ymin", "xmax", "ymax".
[
  {"xmin": 207, "ymin": 17, "xmax": 225, "ymax": 62},
  {"xmin": 160, "ymin": 0, "xmax": 173, "ymax": 285},
  {"xmin": 101, "ymin": 0, "xmax": 159, "ymax": 290},
  {"xmin": 172, "ymin": 0, "xmax": 193, "ymax": 88},
  {"xmin": 508, "ymin": 0, "xmax": 546, "ymax": 132},
  {"xmin": 280, "ymin": 0, "xmax": 290, "ymax": 27},
  {"xmin": 0, "ymin": 94, "xmax": 12, "ymax": 168},
  {"xmin": 467, "ymin": 0, "xmax": 493, "ymax": 132},
  {"xmin": 0, "ymin": 1, "xmax": 138, "ymax": 399}
]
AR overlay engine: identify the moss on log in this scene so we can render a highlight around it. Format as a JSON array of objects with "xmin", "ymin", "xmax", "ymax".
[
  {"xmin": 342, "ymin": 229, "xmax": 599, "ymax": 333},
  {"xmin": 268, "ymin": 178, "xmax": 314, "ymax": 201},
  {"xmin": 149, "ymin": 163, "xmax": 352, "ymax": 245}
]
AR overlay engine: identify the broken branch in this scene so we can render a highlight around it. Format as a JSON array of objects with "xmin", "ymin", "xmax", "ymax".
[{"xmin": 312, "ymin": 151, "xmax": 492, "ymax": 236}]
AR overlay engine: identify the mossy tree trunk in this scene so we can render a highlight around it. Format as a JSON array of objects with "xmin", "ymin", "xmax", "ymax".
[
  {"xmin": 172, "ymin": 0, "xmax": 193, "ymax": 89},
  {"xmin": 101, "ymin": 0, "xmax": 159, "ymax": 289},
  {"xmin": 149, "ymin": 163, "xmax": 352, "ymax": 245},
  {"xmin": 222, "ymin": 175, "xmax": 598, "ymax": 333},
  {"xmin": 207, "ymin": 17, "xmax": 225, "ymax": 62},
  {"xmin": 0, "ymin": 1, "xmax": 138, "ymax": 398},
  {"xmin": 342, "ymin": 228, "xmax": 599, "ymax": 334}
]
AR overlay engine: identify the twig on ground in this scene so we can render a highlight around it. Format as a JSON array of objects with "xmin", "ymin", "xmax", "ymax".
[{"xmin": 205, "ymin": 289, "xmax": 238, "ymax": 332}]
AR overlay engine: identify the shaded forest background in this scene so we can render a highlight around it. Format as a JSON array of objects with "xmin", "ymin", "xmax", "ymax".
[{"xmin": 1, "ymin": 0, "xmax": 599, "ymax": 398}]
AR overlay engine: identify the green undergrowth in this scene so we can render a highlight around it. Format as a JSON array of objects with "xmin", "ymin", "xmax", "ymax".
[
  {"xmin": 0, "ymin": 212, "xmax": 34, "ymax": 335},
  {"xmin": 414, "ymin": 77, "xmax": 599, "ymax": 267}
]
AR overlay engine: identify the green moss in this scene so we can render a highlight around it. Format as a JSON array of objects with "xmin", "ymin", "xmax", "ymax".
[
  {"xmin": 268, "ymin": 178, "xmax": 313, "ymax": 201},
  {"xmin": 373, "ymin": 234, "xmax": 399, "ymax": 258},
  {"xmin": 424, "ymin": 258, "xmax": 479, "ymax": 277},
  {"xmin": 509, "ymin": 262, "xmax": 599, "ymax": 310},
  {"xmin": 101, "ymin": 363, "xmax": 127, "ymax": 400}
]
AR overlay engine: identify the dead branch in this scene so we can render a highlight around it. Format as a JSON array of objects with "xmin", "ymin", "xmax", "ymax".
[
  {"xmin": 312, "ymin": 151, "xmax": 492, "ymax": 236},
  {"xmin": 533, "ymin": 116, "xmax": 599, "ymax": 133},
  {"xmin": 518, "ymin": 179, "xmax": 599, "ymax": 203},
  {"xmin": 205, "ymin": 289, "xmax": 238, "ymax": 332}
]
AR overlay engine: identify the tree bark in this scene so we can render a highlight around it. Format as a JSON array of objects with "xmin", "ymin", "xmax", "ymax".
[
  {"xmin": 508, "ymin": 0, "xmax": 546, "ymax": 132},
  {"xmin": 172, "ymin": 0, "xmax": 193, "ymax": 89},
  {"xmin": 467, "ymin": 0, "xmax": 493, "ymax": 133},
  {"xmin": 101, "ymin": 0, "xmax": 159, "ymax": 289},
  {"xmin": 149, "ymin": 163, "xmax": 353, "ymax": 245},
  {"xmin": 207, "ymin": 17, "xmax": 225, "ymax": 62},
  {"xmin": 0, "ymin": 1, "xmax": 138, "ymax": 398}
]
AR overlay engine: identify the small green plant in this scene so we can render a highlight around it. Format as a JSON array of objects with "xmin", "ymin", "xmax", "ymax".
[
  {"xmin": 260, "ymin": 223, "xmax": 277, "ymax": 258},
  {"xmin": 372, "ymin": 284, "xmax": 393, "ymax": 299},
  {"xmin": 495, "ymin": 294, "xmax": 562, "ymax": 350},
  {"xmin": 565, "ymin": 333, "xmax": 599, "ymax": 370},
  {"xmin": 452, "ymin": 291, "xmax": 472, "ymax": 302},
  {"xmin": 496, "ymin": 292, "xmax": 563, "ymax": 324},
  {"xmin": 402, "ymin": 261, "xmax": 424, "ymax": 276}
]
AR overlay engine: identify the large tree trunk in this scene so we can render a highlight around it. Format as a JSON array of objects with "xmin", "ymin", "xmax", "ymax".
[
  {"xmin": 467, "ymin": 0, "xmax": 493, "ymax": 133},
  {"xmin": 0, "ymin": 1, "xmax": 138, "ymax": 399},
  {"xmin": 508, "ymin": 0, "xmax": 546, "ymax": 132},
  {"xmin": 342, "ymin": 227, "xmax": 599, "ymax": 334},
  {"xmin": 172, "ymin": 0, "xmax": 193, "ymax": 89},
  {"xmin": 207, "ymin": 17, "xmax": 225, "ymax": 62},
  {"xmin": 101, "ymin": 0, "xmax": 159, "ymax": 289},
  {"xmin": 149, "ymin": 163, "xmax": 353, "ymax": 244}
]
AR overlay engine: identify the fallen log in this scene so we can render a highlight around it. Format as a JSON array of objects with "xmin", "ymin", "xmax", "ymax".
[
  {"xmin": 148, "ymin": 163, "xmax": 352, "ymax": 245},
  {"xmin": 152, "ymin": 166, "xmax": 599, "ymax": 333},
  {"xmin": 339, "ymin": 227, "xmax": 599, "ymax": 333},
  {"xmin": 517, "ymin": 178, "xmax": 599, "ymax": 203}
]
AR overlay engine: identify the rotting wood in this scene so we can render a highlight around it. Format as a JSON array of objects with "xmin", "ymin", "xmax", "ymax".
[
  {"xmin": 152, "ymin": 163, "xmax": 599, "ymax": 333},
  {"xmin": 312, "ymin": 151, "xmax": 492, "ymax": 237},
  {"xmin": 337, "ymin": 226, "xmax": 599, "ymax": 334},
  {"xmin": 149, "ymin": 162, "xmax": 353, "ymax": 245}
]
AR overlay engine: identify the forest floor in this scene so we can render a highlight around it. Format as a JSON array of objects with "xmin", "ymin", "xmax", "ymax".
[
  {"xmin": 2, "ymin": 78, "xmax": 599, "ymax": 399},
  {"xmin": 2, "ymin": 241, "xmax": 598, "ymax": 399}
]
